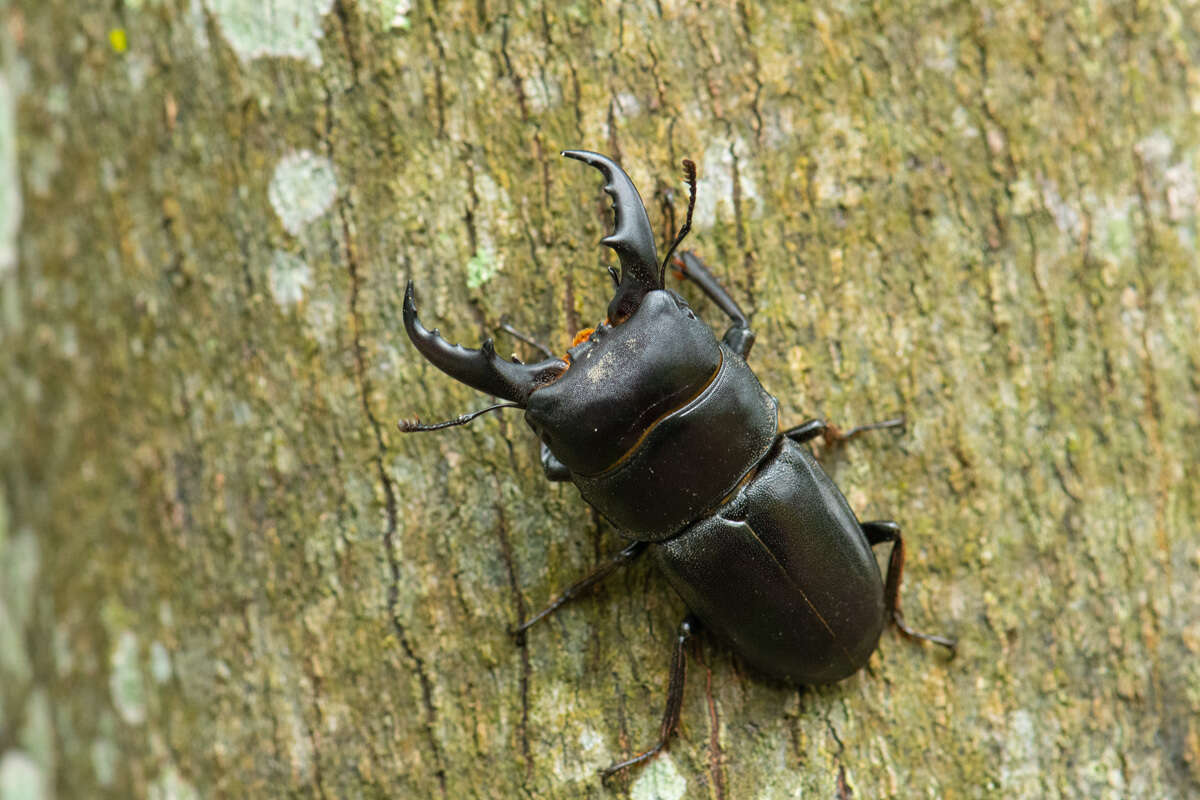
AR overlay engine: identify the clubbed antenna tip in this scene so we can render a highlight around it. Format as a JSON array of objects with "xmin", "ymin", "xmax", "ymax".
[{"xmin": 659, "ymin": 159, "xmax": 697, "ymax": 286}]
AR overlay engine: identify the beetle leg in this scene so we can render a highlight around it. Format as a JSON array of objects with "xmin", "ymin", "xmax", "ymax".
[
  {"xmin": 510, "ymin": 541, "xmax": 648, "ymax": 644},
  {"xmin": 498, "ymin": 317, "xmax": 557, "ymax": 360},
  {"xmin": 670, "ymin": 251, "xmax": 756, "ymax": 359},
  {"xmin": 601, "ymin": 615, "xmax": 698, "ymax": 781},
  {"xmin": 861, "ymin": 521, "xmax": 957, "ymax": 655},
  {"xmin": 783, "ymin": 416, "xmax": 906, "ymax": 449},
  {"xmin": 782, "ymin": 418, "xmax": 829, "ymax": 444},
  {"xmin": 540, "ymin": 442, "xmax": 572, "ymax": 482}
]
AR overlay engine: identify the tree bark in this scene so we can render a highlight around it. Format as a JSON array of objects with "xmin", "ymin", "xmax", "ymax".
[{"xmin": 2, "ymin": 1, "xmax": 1199, "ymax": 798}]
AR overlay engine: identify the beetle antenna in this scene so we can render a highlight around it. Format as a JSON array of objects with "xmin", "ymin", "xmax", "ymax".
[
  {"xmin": 659, "ymin": 159, "xmax": 697, "ymax": 286},
  {"xmin": 398, "ymin": 402, "xmax": 522, "ymax": 433}
]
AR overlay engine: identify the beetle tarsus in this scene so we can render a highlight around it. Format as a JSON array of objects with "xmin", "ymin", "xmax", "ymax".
[
  {"xmin": 823, "ymin": 415, "xmax": 906, "ymax": 449},
  {"xmin": 861, "ymin": 520, "xmax": 957, "ymax": 656},
  {"xmin": 601, "ymin": 615, "xmax": 697, "ymax": 782}
]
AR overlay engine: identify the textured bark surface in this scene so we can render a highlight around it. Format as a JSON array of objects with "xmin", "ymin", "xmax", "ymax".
[{"xmin": 2, "ymin": 1, "xmax": 1199, "ymax": 798}]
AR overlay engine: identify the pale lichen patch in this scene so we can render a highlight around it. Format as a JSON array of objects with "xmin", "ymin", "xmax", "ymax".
[
  {"xmin": 810, "ymin": 113, "xmax": 869, "ymax": 208},
  {"xmin": 0, "ymin": 523, "xmax": 38, "ymax": 629},
  {"xmin": 0, "ymin": 74, "xmax": 20, "ymax": 277},
  {"xmin": 0, "ymin": 507, "xmax": 37, "ymax": 686},
  {"xmin": 52, "ymin": 624, "xmax": 73, "ymax": 677},
  {"xmin": 204, "ymin": 0, "xmax": 336, "ymax": 67},
  {"xmin": 1039, "ymin": 179, "xmax": 1084, "ymax": 239},
  {"xmin": 1092, "ymin": 196, "xmax": 1136, "ymax": 264},
  {"xmin": 693, "ymin": 139, "xmax": 761, "ymax": 228},
  {"xmin": 267, "ymin": 250, "xmax": 313, "ymax": 307},
  {"xmin": 268, "ymin": 151, "xmax": 338, "ymax": 236},
  {"xmin": 303, "ymin": 292, "xmax": 337, "ymax": 343},
  {"xmin": 125, "ymin": 51, "xmax": 153, "ymax": 91},
  {"xmin": 17, "ymin": 690, "xmax": 54, "ymax": 778},
  {"xmin": 148, "ymin": 765, "xmax": 199, "ymax": 800},
  {"xmin": 631, "ymin": 753, "xmax": 687, "ymax": 800},
  {"xmin": 284, "ymin": 702, "xmax": 315, "ymax": 781},
  {"xmin": 1164, "ymin": 160, "xmax": 1198, "ymax": 223},
  {"xmin": 26, "ymin": 140, "xmax": 60, "ymax": 199},
  {"xmin": 523, "ymin": 74, "xmax": 562, "ymax": 113},
  {"xmin": 534, "ymin": 687, "xmax": 610, "ymax": 781},
  {"xmin": 367, "ymin": 0, "xmax": 412, "ymax": 31},
  {"xmin": 109, "ymin": 631, "xmax": 147, "ymax": 725},
  {"xmin": 185, "ymin": 0, "xmax": 211, "ymax": 51},
  {"xmin": 577, "ymin": 727, "xmax": 604, "ymax": 758},
  {"xmin": 465, "ymin": 247, "xmax": 500, "ymax": 289},
  {"xmin": 1000, "ymin": 709, "xmax": 1041, "ymax": 795},
  {"xmin": 149, "ymin": 641, "xmax": 172, "ymax": 684},
  {"xmin": 463, "ymin": 172, "xmax": 511, "ymax": 288},
  {"xmin": 90, "ymin": 738, "xmax": 117, "ymax": 787},
  {"xmin": 0, "ymin": 751, "xmax": 47, "ymax": 800}
]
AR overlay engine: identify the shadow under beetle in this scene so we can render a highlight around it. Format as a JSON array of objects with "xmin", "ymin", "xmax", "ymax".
[{"xmin": 400, "ymin": 150, "xmax": 955, "ymax": 779}]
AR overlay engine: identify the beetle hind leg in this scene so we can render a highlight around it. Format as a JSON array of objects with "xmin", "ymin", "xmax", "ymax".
[
  {"xmin": 601, "ymin": 615, "xmax": 698, "ymax": 781},
  {"xmin": 861, "ymin": 520, "xmax": 957, "ymax": 655}
]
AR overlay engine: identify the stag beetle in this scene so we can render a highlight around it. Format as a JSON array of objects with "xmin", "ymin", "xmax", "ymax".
[{"xmin": 401, "ymin": 150, "xmax": 955, "ymax": 778}]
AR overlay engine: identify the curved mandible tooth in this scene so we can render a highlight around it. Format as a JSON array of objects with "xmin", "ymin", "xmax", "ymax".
[
  {"xmin": 562, "ymin": 150, "xmax": 661, "ymax": 312},
  {"xmin": 403, "ymin": 282, "xmax": 566, "ymax": 404}
]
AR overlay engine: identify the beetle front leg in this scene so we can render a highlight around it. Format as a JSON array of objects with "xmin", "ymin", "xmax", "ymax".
[
  {"xmin": 861, "ymin": 520, "xmax": 956, "ymax": 654},
  {"xmin": 540, "ymin": 442, "xmax": 572, "ymax": 482},
  {"xmin": 601, "ymin": 614, "xmax": 698, "ymax": 781},
  {"xmin": 671, "ymin": 252, "xmax": 756, "ymax": 359},
  {"xmin": 511, "ymin": 540, "xmax": 648, "ymax": 644},
  {"xmin": 498, "ymin": 317, "xmax": 557, "ymax": 360}
]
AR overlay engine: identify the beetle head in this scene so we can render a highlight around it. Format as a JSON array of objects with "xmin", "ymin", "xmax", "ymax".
[
  {"xmin": 524, "ymin": 288, "xmax": 720, "ymax": 475},
  {"xmin": 402, "ymin": 152, "xmax": 712, "ymax": 469}
]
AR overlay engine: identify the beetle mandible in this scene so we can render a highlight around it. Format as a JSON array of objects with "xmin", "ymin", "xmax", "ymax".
[{"xmin": 400, "ymin": 150, "xmax": 955, "ymax": 778}]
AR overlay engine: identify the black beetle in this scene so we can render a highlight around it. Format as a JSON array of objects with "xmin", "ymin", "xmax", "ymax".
[{"xmin": 401, "ymin": 150, "xmax": 955, "ymax": 778}]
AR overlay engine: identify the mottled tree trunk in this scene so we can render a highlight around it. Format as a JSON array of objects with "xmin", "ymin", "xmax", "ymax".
[{"xmin": 2, "ymin": 1, "xmax": 1198, "ymax": 798}]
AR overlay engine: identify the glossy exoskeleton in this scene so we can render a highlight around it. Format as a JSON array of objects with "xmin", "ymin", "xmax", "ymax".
[{"xmin": 401, "ymin": 150, "xmax": 955, "ymax": 778}]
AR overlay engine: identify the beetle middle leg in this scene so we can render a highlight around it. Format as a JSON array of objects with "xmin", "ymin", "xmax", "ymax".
[
  {"xmin": 601, "ymin": 614, "xmax": 698, "ymax": 780},
  {"xmin": 860, "ymin": 520, "xmax": 956, "ymax": 654},
  {"xmin": 784, "ymin": 416, "xmax": 906, "ymax": 449},
  {"xmin": 511, "ymin": 540, "xmax": 649, "ymax": 644},
  {"xmin": 671, "ymin": 251, "xmax": 756, "ymax": 358}
]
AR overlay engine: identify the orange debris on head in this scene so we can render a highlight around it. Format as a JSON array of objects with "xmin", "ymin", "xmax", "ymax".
[
  {"xmin": 571, "ymin": 327, "xmax": 596, "ymax": 348},
  {"xmin": 562, "ymin": 324, "xmax": 604, "ymax": 365}
]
